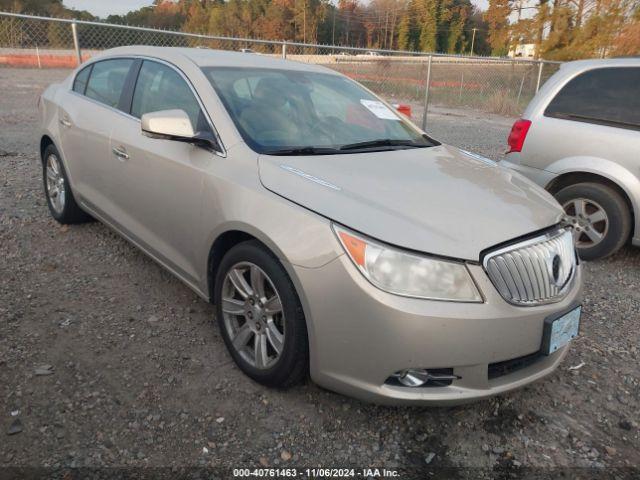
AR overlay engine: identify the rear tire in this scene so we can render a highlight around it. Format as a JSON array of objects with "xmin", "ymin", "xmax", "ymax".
[
  {"xmin": 42, "ymin": 144, "xmax": 92, "ymax": 224},
  {"xmin": 214, "ymin": 240, "xmax": 308, "ymax": 388},
  {"xmin": 554, "ymin": 182, "xmax": 631, "ymax": 260}
]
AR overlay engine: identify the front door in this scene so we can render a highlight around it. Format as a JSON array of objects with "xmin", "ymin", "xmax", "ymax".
[{"xmin": 108, "ymin": 60, "xmax": 219, "ymax": 285}]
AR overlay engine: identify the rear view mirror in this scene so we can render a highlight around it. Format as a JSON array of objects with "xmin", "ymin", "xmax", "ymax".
[{"xmin": 141, "ymin": 109, "xmax": 195, "ymax": 140}]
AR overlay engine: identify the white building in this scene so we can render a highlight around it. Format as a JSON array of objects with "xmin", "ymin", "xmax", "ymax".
[{"xmin": 508, "ymin": 43, "xmax": 537, "ymax": 59}]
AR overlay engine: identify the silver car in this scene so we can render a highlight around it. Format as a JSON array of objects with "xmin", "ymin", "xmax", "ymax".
[
  {"xmin": 502, "ymin": 58, "xmax": 640, "ymax": 260},
  {"xmin": 39, "ymin": 47, "xmax": 582, "ymax": 405}
]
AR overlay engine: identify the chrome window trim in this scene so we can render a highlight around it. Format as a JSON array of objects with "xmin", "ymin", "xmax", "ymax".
[
  {"xmin": 482, "ymin": 227, "xmax": 577, "ymax": 306},
  {"xmin": 68, "ymin": 55, "xmax": 226, "ymax": 158}
]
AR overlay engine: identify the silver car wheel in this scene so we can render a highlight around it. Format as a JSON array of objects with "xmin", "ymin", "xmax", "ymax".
[
  {"xmin": 46, "ymin": 154, "xmax": 66, "ymax": 214},
  {"xmin": 221, "ymin": 261, "xmax": 285, "ymax": 370},
  {"xmin": 563, "ymin": 197, "xmax": 609, "ymax": 248}
]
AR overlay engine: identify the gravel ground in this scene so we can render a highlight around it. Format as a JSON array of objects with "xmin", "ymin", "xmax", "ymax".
[{"xmin": 1, "ymin": 67, "xmax": 639, "ymax": 479}]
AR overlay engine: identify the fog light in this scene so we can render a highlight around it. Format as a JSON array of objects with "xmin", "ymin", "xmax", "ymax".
[
  {"xmin": 397, "ymin": 369, "xmax": 431, "ymax": 387},
  {"xmin": 389, "ymin": 368, "xmax": 459, "ymax": 387}
]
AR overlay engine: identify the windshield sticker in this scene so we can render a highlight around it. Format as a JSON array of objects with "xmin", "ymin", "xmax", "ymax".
[{"xmin": 360, "ymin": 99, "xmax": 399, "ymax": 120}]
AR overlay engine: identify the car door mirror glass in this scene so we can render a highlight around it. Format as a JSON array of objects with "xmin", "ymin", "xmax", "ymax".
[{"xmin": 141, "ymin": 109, "xmax": 196, "ymax": 140}]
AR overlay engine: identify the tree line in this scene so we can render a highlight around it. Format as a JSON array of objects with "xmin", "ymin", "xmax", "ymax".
[
  {"xmin": 1, "ymin": 0, "xmax": 638, "ymax": 58},
  {"xmin": 486, "ymin": 0, "xmax": 639, "ymax": 59}
]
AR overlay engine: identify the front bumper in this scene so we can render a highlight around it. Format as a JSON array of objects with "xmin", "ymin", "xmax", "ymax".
[{"xmin": 295, "ymin": 255, "xmax": 582, "ymax": 406}]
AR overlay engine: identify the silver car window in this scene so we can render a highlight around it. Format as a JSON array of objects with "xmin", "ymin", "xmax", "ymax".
[
  {"xmin": 85, "ymin": 59, "xmax": 134, "ymax": 109},
  {"xmin": 545, "ymin": 67, "xmax": 640, "ymax": 130},
  {"xmin": 72, "ymin": 65, "xmax": 92, "ymax": 95},
  {"xmin": 131, "ymin": 60, "xmax": 210, "ymax": 133}
]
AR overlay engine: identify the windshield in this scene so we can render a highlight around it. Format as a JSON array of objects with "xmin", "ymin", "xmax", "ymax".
[{"xmin": 202, "ymin": 67, "xmax": 436, "ymax": 154}]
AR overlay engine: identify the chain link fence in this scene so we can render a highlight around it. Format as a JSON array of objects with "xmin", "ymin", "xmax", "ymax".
[{"xmin": 0, "ymin": 11, "xmax": 562, "ymax": 126}]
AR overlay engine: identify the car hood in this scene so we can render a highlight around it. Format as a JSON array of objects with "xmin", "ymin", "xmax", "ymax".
[{"xmin": 258, "ymin": 145, "xmax": 563, "ymax": 261}]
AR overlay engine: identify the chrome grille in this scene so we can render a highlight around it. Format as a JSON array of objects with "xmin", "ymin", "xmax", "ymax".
[{"xmin": 483, "ymin": 229, "xmax": 576, "ymax": 306}]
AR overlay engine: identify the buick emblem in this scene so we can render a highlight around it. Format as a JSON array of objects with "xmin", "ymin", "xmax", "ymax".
[
  {"xmin": 552, "ymin": 255, "xmax": 561, "ymax": 283},
  {"xmin": 548, "ymin": 254, "xmax": 566, "ymax": 287}
]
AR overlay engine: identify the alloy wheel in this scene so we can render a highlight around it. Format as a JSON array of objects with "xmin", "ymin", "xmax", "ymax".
[
  {"xmin": 46, "ymin": 154, "xmax": 66, "ymax": 214},
  {"xmin": 563, "ymin": 197, "xmax": 609, "ymax": 248},
  {"xmin": 221, "ymin": 262, "xmax": 285, "ymax": 370}
]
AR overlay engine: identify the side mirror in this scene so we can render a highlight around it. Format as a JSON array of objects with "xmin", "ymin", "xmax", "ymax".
[
  {"xmin": 141, "ymin": 109, "xmax": 196, "ymax": 140},
  {"xmin": 141, "ymin": 109, "xmax": 219, "ymax": 151}
]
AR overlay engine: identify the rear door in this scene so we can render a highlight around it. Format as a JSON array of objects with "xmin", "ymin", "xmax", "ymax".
[
  {"xmin": 107, "ymin": 59, "xmax": 221, "ymax": 285},
  {"xmin": 57, "ymin": 58, "xmax": 135, "ymax": 216}
]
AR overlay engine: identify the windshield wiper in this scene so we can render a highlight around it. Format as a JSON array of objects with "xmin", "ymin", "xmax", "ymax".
[
  {"xmin": 264, "ymin": 136, "xmax": 436, "ymax": 155},
  {"xmin": 264, "ymin": 146, "xmax": 341, "ymax": 156},
  {"xmin": 339, "ymin": 138, "xmax": 430, "ymax": 151}
]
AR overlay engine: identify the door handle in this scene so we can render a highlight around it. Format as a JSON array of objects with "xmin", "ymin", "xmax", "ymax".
[
  {"xmin": 112, "ymin": 146, "xmax": 130, "ymax": 160},
  {"xmin": 59, "ymin": 118, "xmax": 72, "ymax": 128}
]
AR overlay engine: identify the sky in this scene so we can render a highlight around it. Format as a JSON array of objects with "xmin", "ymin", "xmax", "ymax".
[
  {"xmin": 63, "ymin": 0, "xmax": 489, "ymax": 18},
  {"xmin": 64, "ymin": 0, "xmax": 155, "ymax": 18}
]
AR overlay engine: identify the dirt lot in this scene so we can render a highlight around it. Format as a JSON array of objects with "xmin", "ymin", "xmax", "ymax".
[{"xmin": 1, "ymin": 68, "xmax": 639, "ymax": 478}]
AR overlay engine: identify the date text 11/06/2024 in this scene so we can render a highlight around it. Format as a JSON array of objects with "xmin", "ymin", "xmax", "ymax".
[{"xmin": 232, "ymin": 468, "xmax": 400, "ymax": 478}]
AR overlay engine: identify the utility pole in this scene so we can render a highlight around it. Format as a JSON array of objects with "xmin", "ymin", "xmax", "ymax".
[
  {"xmin": 384, "ymin": 10, "xmax": 389, "ymax": 49},
  {"xmin": 389, "ymin": 7, "xmax": 397, "ymax": 49},
  {"xmin": 346, "ymin": 12, "xmax": 350, "ymax": 45},
  {"xmin": 303, "ymin": 0, "xmax": 307, "ymax": 44},
  {"xmin": 517, "ymin": 0, "xmax": 523, "ymax": 21},
  {"xmin": 332, "ymin": 7, "xmax": 336, "ymax": 46},
  {"xmin": 470, "ymin": 27, "xmax": 477, "ymax": 56}
]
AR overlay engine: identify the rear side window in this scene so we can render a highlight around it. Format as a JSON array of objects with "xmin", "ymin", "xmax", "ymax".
[
  {"xmin": 545, "ymin": 67, "xmax": 640, "ymax": 130},
  {"xmin": 131, "ymin": 60, "xmax": 210, "ymax": 133},
  {"xmin": 85, "ymin": 59, "xmax": 134, "ymax": 109},
  {"xmin": 73, "ymin": 65, "xmax": 91, "ymax": 94}
]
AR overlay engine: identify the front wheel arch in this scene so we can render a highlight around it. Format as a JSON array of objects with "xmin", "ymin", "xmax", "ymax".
[
  {"xmin": 207, "ymin": 230, "xmax": 256, "ymax": 301},
  {"xmin": 40, "ymin": 135, "xmax": 55, "ymax": 163}
]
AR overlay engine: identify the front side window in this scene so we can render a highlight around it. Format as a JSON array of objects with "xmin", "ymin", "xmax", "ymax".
[
  {"xmin": 85, "ymin": 59, "xmax": 134, "ymax": 109},
  {"xmin": 202, "ymin": 67, "xmax": 435, "ymax": 154},
  {"xmin": 545, "ymin": 67, "xmax": 640, "ymax": 129},
  {"xmin": 131, "ymin": 60, "xmax": 210, "ymax": 133},
  {"xmin": 73, "ymin": 65, "xmax": 91, "ymax": 94}
]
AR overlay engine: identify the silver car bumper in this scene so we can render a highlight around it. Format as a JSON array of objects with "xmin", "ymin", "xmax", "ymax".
[{"xmin": 295, "ymin": 255, "xmax": 582, "ymax": 406}]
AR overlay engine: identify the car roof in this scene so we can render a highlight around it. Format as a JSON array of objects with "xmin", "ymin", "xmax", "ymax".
[
  {"xmin": 559, "ymin": 57, "xmax": 640, "ymax": 74},
  {"xmin": 99, "ymin": 45, "xmax": 341, "ymax": 75}
]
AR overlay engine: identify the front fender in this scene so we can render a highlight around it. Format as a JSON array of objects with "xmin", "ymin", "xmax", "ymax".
[
  {"xmin": 197, "ymin": 180, "xmax": 343, "ymax": 297},
  {"xmin": 199, "ymin": 213, "xmax": 342, "ymax": 380}
]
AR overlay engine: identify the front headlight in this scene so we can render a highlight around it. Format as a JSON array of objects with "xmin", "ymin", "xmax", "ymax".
[{"xmin": 333, "ymin": 224, "xmax": 482, "ymax": 302}]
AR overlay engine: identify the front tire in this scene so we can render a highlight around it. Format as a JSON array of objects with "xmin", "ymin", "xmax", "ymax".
[
  {"xmin": 214, "ymin": 240, "xmax": 308, "ymax": 387},
  {"xmin": 42, "ymin": 144, "xmax": 91, "ymax": 224},
  {"xmin": 555, "ymin": 182, "xmax": 631, "ymax": 260}
]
